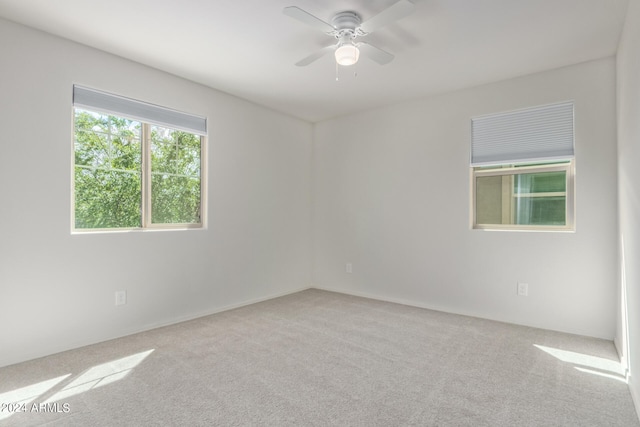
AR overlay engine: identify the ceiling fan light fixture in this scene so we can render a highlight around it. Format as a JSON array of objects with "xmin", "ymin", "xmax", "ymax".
[{"xmin": 335, "ymin": 43, "xmax": 360, "ymax": 66}]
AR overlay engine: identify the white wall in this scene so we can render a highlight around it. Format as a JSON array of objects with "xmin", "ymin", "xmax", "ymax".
[
  {"xmin": 313, "ymin": 58, "xmax": 618, "ymax": 339},
  {"xmin": 617, "ymin": 0, "xmax": 640, "ymax": 411},
  {"xmin": 0, "ymin": 18, "xmax": 312, "ymax": 367}
]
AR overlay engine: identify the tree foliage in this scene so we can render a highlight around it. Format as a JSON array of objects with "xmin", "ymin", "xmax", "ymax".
[{"xmin": 150, "ymin": 126, "xmax": 201, "ymax": 224}]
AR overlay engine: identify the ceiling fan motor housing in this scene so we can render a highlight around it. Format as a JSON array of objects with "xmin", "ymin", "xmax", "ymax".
[{"xmin": 331, "ymin": 11, "xmax": 363, "ymax": 39}]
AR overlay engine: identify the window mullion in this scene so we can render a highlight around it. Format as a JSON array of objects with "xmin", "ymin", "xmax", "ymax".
[
  {"xmin": 142, "ymin": 123, "xmax": 151, "ymax": 227},
  {"xmin": 503, "ymin": 175, "xmax": 513, "ymax": 225}
]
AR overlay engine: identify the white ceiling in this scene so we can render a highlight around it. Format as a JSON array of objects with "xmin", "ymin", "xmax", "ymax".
[{"xmin": 0, "ymin": 0, "xmax": 630, "ymax": 122}]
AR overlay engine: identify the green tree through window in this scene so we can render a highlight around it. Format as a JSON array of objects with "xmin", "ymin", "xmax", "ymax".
[
  {"xmin": 150, "ymin": 126, "xmax": 201, "ymax": 224},
  {"xmin": 74, "ymin": 109, "xmax": 202, "ymax": 230}
]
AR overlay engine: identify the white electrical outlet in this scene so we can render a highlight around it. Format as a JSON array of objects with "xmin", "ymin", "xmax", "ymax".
[
  {"xmin": 517, "ymin": 283, "xmax": 528, "ymax": 297},
  {"xmin": 346, "ymin": 263, "xmax": 353, "ymax": 274},
  {"xmin": 115, "ymin": 290, "xmax": 127, "ymax": 306}
]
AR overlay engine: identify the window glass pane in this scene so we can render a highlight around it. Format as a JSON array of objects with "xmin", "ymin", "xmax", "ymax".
[
  {"xmin": 475, "ymin": 169, "xmax": 567, "ymax": 227},
  {"xmin": 74, "ymin": 169, "xmax": 142, "ymax": 228},
  {"xmin": 150, "ymin": 126, "xmax": 201, "ymax": 224},
  {"xmin": 74, "ymin": 109, "xmax": 142, "ymax": 229},
  {"xmin": 514, "ymin": 196, "xmax": 566, "ymax": 225},
  {"xmin": 513, "ymin": 171, "xmax": 566, "ymax": 225},
  {"xmin": 475, "ymin": 175, "xmax": 505, "ymax": 225},
  {"xmin": 514, "ymin": 171, "xmax": 565, "ymax": 194}
]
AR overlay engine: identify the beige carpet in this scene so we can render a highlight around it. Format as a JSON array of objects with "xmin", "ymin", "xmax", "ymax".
[{"xmin": 0, "ymin": 289, "xmax": 637, "ymax": 426}]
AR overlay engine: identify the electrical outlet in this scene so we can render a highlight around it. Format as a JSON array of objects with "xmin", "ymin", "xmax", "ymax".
[
  {"xmin": 115, "ymin": 290, "xmax": 127, "ymax": 306},
  {"xmin": 346, "ymin": 263, "xmax": 353, "ymax": 274},
  {"xmin": 517, "ymin": 283, "xmax": 528, "ymax": 297}
]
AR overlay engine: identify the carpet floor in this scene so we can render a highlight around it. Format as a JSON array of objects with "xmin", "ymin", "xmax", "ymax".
[{"xmin": 0, "ymin": 289, "xmax": 638, "ymax": 426}]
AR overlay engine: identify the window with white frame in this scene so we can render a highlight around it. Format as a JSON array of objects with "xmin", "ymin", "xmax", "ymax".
[
  {"xmin": 471, "ymin": 101, "xmax": 575, "ymax": 231},
  {"xmin": 72, "ymin": 86, "xmax": 206, "ymax": 231}
]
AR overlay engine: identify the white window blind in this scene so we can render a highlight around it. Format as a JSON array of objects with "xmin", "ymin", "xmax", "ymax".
[
  {"xmin": 471, "ymin": 101, "xmax": 574, "ymax": 166},
  {"xmin": 73, "ymin": 85, "xmax": 207, "ymax": 136}
]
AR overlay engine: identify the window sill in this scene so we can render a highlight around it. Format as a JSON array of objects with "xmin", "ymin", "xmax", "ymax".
[
  {"xmin": 71, "ymin": 225, "xmax": 204, "ymax": 235},
  {"xmin": 472, "ymin": 225, "xmax": 575, "ymax": 233}
]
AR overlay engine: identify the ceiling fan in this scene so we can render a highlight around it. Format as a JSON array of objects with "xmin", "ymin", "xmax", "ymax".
[{"xmin": 283, "ymin": 0, "xmax": 416, "ymax": 67}]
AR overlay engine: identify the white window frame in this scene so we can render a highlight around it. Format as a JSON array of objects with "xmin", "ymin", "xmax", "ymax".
[
  {"xmin": 72, "ymin": 86, "xmax": 207, "ymax": 233},
  {"xmin": 471, "ymin": 161, "xmax": 575, "ymax": 231}
]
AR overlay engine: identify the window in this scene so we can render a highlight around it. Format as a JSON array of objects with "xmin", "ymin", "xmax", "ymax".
[
  {"xmin": 72, "ymin": 86, "xmax": 206, "ymax": 231},
  {"xmin": 473, "ymin": 161, "xmax": 574, "ymax": 229},
  {"xmin": 471, "ymin": 102, "xmax": 574, "ymax": 231}
]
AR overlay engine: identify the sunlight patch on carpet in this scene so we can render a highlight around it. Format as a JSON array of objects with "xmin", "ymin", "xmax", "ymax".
[
  {"xmin": 45, "ymin": 349, "xmax": 154, "ymax": 403},
  {"xmin": 0, "ymin": 350, "xmax": 154, "ymax": 421},
  {"xmin": 534, "ymin": 344, "xmax": 626, "ymax": 382},
  {"xmin": 0, "ymin": 374, "xmax": 71, "ymax": 420}
]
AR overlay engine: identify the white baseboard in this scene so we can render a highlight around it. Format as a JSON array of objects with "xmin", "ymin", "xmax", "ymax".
[
  {"xmin": 311, "ymin": 285, "xmax": 614, "ymax": 340},
  {"xmin": 311, "ymin": 285, "xmax": 478, "ymax": 320},
  {"xmin": 2, "ymin": 285, "xmax": 313, "ymax": 368},
  {"xmin": 133, "ymin": 285, "xmax": 313, "ymax": 334},
  {"xmin": 629, "ymin": 376, "xmax": 640, "ymax": 422},
  {"xmin": 312, "ymin": 285, "xmax": 433, "ymax": 310}
]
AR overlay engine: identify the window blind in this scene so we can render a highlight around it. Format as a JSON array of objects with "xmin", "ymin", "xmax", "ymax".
[
  {"xmin": 471, "ymin": 101, "xmax": 574, "ymax": 166},
  {"xmin": 73, "ymin": 85, "xmax": 207, "ymax": 136}
]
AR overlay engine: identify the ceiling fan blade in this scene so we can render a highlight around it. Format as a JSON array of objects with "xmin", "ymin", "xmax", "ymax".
[
  {"xmin": 283, "ymin": 6, "xmax": 335, "ymax": 33},
  {"xmin": 358, "ymin": 42, "xmax": 395, "ymax": 65},
  {"xmin": 295, "ymin": 45, "xmax": 336, "ymax": 67},
  {"xmin": 359, "ymin": 0, "xmax": 415, "ymax": 33}
]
